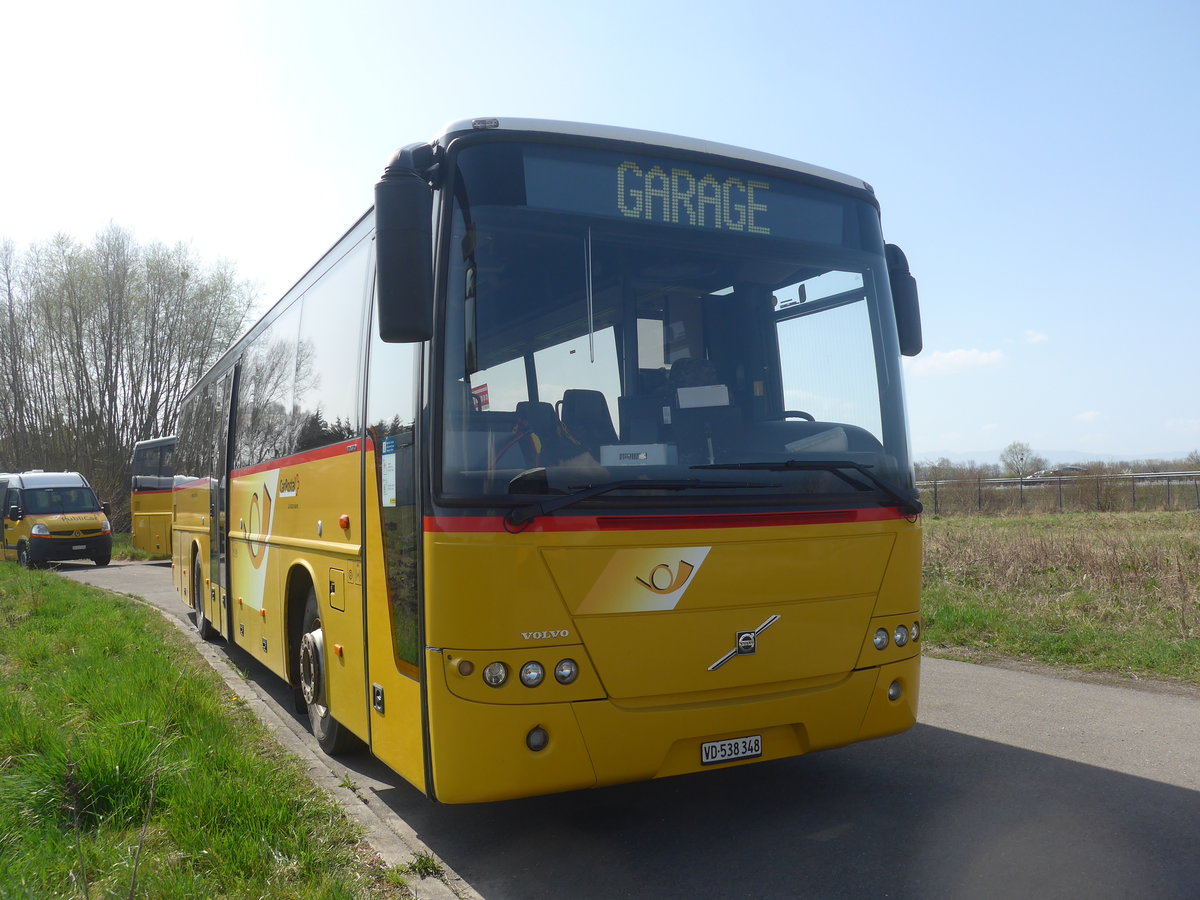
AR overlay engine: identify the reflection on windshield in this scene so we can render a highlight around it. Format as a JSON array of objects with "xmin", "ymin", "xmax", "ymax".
[
  {"xmin": 440, "ymin": 142, "xmax": 912, "ymax": 509},
  {"xmin": 24, "ymin": 489, "xmax": 101, "ymax": 514}
]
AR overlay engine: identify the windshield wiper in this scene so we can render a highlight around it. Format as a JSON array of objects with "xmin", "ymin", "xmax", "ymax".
[
  {"xmin": 691, "ymin": 459, "xmax": 923, "ymax": 517},
  {"xmin": 505, "ymin": 479, "xmax": 775, "ymax": 528}
]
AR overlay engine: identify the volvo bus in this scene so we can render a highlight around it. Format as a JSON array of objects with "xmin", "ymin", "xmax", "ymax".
[
  {"xmin": 130, "ymin": 436, "xmax": 175, "ymax": 557},
  {"xmin": 172, "ymin": 118, "xmax": 924, "ymax": 803}
]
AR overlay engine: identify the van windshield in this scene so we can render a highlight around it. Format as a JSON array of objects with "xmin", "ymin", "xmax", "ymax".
[{"xmin": 23, "ymin": 488, "xmax": 101, "ymax": 514}]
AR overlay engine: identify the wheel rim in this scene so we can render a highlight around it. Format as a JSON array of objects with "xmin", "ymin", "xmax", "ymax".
[{"xmin": 299, "ymin": 627, "xmax": 326, "ymax": 713}]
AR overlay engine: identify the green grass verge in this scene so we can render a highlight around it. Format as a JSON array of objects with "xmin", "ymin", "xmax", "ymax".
[
  {"xmin": 922, "ymin": 511, "xmax": 1200, "ymax": 683},
  {"xmin": 0, "ymin": 563, "xmax": 411, "ymax": 898},
  {"xmin": 111, "ymin": 532, "xmax": 157, "ymax": 561}
]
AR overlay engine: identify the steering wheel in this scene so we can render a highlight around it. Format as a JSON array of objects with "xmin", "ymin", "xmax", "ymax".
[{"xmin": 772, "ymin": 410, "xmax": 815, "ymax": 422}]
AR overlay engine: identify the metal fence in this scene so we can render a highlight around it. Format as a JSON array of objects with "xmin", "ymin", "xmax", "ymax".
[{"xmin": 917, "ymin": 471, "xmax": 1200, "ymax": 515}]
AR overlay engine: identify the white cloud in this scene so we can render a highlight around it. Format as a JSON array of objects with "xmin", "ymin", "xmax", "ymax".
[
  {"xmin": 905, "ymin": 349, "xmax": 1005, "ymax": 376},
  {"xmin": 1075, "ymin": 411, "xmax": 1100, "ymax": 423},
  {"xmin": 1024, "ymin": 330, "xmax": 1049, "ymax": 343}
]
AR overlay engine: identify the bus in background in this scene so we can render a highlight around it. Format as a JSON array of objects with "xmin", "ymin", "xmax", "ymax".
[
  {"xmin": 172, "ymin": 118, "xmax": 924, "ymax": 803},
  {"xmin": 130, "ymin": 436, "xmax": 175, "ymax": 557}
]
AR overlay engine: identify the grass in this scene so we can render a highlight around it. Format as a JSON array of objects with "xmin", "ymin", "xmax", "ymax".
[
  {"xmin": 111, "ymin": 533, "xmax": 157, "ymax": 562},
  {"xmin": 0, "ymin": 562, "xmax": 416, "ymax": 898},
  {"xmin": 922, "ymin": 511, "xmax": 1200, "ymax": 684}
]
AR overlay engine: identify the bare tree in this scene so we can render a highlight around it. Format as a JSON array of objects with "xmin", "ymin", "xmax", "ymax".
[
  {"xmin": 999, "ymin": 441, "xmax": 1048, "ymax": 478},
  {"xmin": 0, "ymin": 226, "xmax": 255, "ymax": 529}
]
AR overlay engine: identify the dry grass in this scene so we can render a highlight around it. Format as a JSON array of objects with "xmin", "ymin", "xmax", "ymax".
[{"xmin": 922, "ymin": 511, "xmax": 1200, "ymax": 682}]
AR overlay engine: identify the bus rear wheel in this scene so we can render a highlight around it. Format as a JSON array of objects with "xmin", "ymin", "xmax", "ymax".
[
  {"xmin": 298, "ymin": 588, "xmax": 357, "ymax": 755},
  {"xmin": 191, "ymin": 551, "xmax": 216, "ymax": 640}
]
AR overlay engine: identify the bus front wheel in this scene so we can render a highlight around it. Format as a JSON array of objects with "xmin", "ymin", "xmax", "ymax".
[{"xmin": 298, "ymin": 588, "xmax": 357, "ymax": 755}]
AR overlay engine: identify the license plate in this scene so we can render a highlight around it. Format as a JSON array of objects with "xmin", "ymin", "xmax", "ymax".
[
  {"xmin": 701, "ymin": 734, "xmax": 762, "ymax": 766},
  {"xmin": 73, "ymin": 544, "xmax": 86, "ymax": 550}
]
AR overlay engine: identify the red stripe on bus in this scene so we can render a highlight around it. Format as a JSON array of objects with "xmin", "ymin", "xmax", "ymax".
[
  {"xmin": 425, "ymin": 507, "xmax": 910, "ymax": 533},
  {"xmin": 230, "ymin": 440, "xmax": 362, "ymax": 479}
]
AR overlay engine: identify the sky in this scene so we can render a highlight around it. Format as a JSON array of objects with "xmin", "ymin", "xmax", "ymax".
[{"xmin": 3, "ymin": 0, "xmax": 1198, "ymax": 463}]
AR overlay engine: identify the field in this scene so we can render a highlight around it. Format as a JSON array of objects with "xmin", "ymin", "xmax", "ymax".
[{"xmin": 922, "ymin": 511, "xmax": 1200, "ymax": 684}]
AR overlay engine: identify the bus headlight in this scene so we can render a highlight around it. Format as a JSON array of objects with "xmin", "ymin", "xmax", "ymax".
[
  {"xmin": 873, "ymin": 628, "xmax": 889, "ymax": 650},
  {"xmin": 554, "ymin": 659, "xmax": 579, "ymax": 685},
  {"xmin": 894, "ymin": 624, "xmax": 910, "ymax": 647},
  {"xmin": 911, "ymin": 621, "xmax": 921, "ymax": 642},
  {"xmin": 519, "ymin": 661, "xmax": 545, "ymax": 687},
  {"xmin": 482, "ymin": 662, "xmax": 508, "ymax": 687}
]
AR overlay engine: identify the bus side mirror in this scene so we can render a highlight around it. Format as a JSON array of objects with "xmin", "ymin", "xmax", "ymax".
[
  {"xmin": 886, "ymin": 243, "xmax": 922, "ymax": 357},
  {"xmin": 375, "ymin": 144, "xmax": 434, "ymax": 343}
]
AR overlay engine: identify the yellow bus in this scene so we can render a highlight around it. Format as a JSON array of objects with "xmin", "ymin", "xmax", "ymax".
[
  {"xmin": 172, "ymin": 118, "xmax": 924, "ymax": 803},
  {"xmin": 130, "ymin": 436, "xmax": 175, "ymax": 557}
]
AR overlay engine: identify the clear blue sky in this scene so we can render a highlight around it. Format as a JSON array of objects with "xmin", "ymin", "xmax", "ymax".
[{"xmin": 4, "ymin": 0, "xmax": 1197, "ymax": 462}]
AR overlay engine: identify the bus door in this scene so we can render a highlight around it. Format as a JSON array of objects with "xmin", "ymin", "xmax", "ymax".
[{"xmin": 209, "ymin": 368, "xmax": 235, "ymax": 638}]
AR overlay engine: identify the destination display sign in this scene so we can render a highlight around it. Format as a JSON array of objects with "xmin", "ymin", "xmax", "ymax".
[{"xmin": 521, "ymin": 145, "xmax": 853, "ymax": 246}]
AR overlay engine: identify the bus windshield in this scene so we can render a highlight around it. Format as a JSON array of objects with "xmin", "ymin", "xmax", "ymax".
[{"xmin": 439, "ymin": 140, "xmax": 913, "ymax": 510}]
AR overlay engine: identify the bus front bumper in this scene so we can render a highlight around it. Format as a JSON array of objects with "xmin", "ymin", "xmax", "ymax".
[{"xmin": 425, "ymin": 655, "xmax": 919, "ymax": 804}]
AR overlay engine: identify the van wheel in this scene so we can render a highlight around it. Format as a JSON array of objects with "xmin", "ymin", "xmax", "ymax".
[
  {"xmin": 93, "ymin": 554, "xmax": 111, "ymax": 567},
  {"xmin": 192, "ymin": 551, "xmax": 216, "ymax": 640},
  {"xmin": 298, "ymin": 587, "xmax": 358, "ymax": 754},
  {"xmin": 17, "ymin": 543, "xmax": 36, "ymax": 569}
]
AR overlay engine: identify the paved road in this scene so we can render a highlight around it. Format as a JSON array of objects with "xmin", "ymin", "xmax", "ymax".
[{"xmin": 60, "ymin": 560, "xmax": 1200, "ymax": 899}]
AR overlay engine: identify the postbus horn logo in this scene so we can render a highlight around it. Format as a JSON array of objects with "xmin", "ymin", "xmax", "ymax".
[{"xmin": 635, "ymin": 560, "xmax": 695, "ymax": 595}]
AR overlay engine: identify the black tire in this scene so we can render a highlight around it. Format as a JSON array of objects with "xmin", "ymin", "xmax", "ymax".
[
  {"xmin": 16, "ymin": 543, "xmax": 38, "ymax": 569},
  {"xmin": 93, "ymin": 554, "xmax": 111, "ymax": 567},
  {"xmin": 192, "ymin": 550, "xmax": 216, "ymax": 640},
  {"xmin": 298, "ymin": 587, "xmax": 357, "ymax": 754}
]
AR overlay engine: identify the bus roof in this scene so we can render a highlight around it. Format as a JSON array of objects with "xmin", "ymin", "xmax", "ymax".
[{"xmin": 435, "ymin": 117, "xmax": 873, "ymax": 193}]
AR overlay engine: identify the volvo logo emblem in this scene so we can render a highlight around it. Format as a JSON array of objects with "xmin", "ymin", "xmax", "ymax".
[{"xmin": 709, "ymin": 615, "xmax": 780, "ymax": 671}]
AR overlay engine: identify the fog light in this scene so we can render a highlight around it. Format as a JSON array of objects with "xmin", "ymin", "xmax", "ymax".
[
  {"xmin": 457, "ymin": 659, "xmax": 475, "ymax": 677},
  {"xmin": 911, "ymin": 621, "xmax": 921, "ymax": 642},
  {"xmin": 887, "ymin": 680, "xmax": 903, "ymax": 701},
  {"xmin": 873, "ymin": 628, "xmax": 889, "ymax": 650},
  {"xmin": 894, "ymin": 624, "xmax": 909, "ymax": 647},
  {"xmin": 527, "ymin": 726, "xmax": 549, "ymax": 752},
  {"xmin": 519, "ymin": 661, "xmax": 545, "ymax": 687},
  {"xmin": 554, "ymin": 658, "xmax": 579, "ymax": 684},
  {"xmin": 482, "ymin": 661, "xmax": 508, "ymax": 687}
]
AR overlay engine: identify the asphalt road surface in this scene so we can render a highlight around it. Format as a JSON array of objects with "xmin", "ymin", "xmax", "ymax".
[{"xmin": 59, "ymin": 560, "xmax": 1200, "ymax": 899}]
